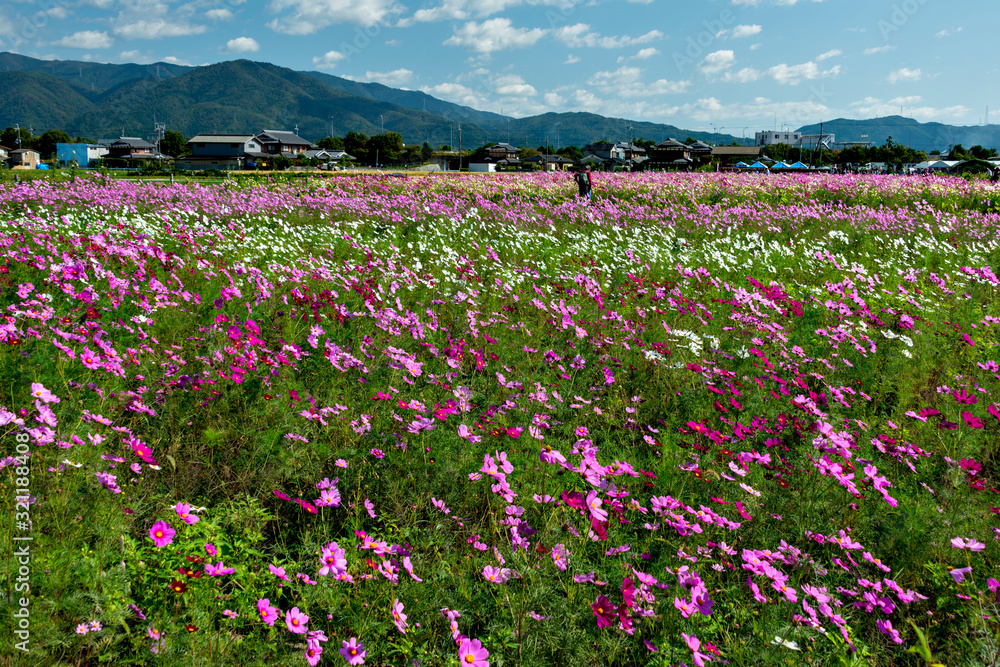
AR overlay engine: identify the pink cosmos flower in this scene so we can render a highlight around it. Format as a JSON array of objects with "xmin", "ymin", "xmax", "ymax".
[
  {"xmin": 876, "ymin": 619, "xmax": 902, "ymax": 643},
  {"xmin": 269, "ymin": 564, "xmax": 290, "ymax": 581},
  {"xmin": 585, "ymin": 490, "xmax": 608, "ymax": 523},
  {"xmin": 205, "ymin": 561, "xmax": 235, "ymax": 576},
  {"xmin": 30, "ymin": 383, "xmax": 59, "ymax": 404},
  {"xmin": 551, "ymin": 543, "xmax": 568, "ymax": 571},
  {"xmin": 304, "ymin": 645, "xmax": 323, "ymax": 666},
  {"xmin": 257, "ymin": 598, "xmax": 278, "ymax": 626},
  {"xmin": 285, "ymin": 607, "xmax": 309, "ymax": 634},
  {"xmin": 392, "ymin": 599, "xmax": 408, "ymax": 634},
  {"xmin": 951, "ymin": 537, "xmax": 986, "ymax": 552},
  {"xmin": 683, "ymin": 632, "xmax": 713, "ymax": 666},
  {"xmin": 458, "ymin": 638, "xmax": 490, "ymax": 667},
  {"xmin": 148, "ymin": 521, "xmax": 175, "ymax": 547},
  {"xmin": 340, "ymin": 637, "xmax": 366, "ymax": 665},
  {"xmin": 174, "ymin": 503, "xmax": 199, "ymax": 525},
  {"xmin": 223, "ymin": 610, "xmax": 238, "ymax": 619},
  {"xmin": 951, "ymin": 566, "xmax": 972, "ymax": 584},
  {"xmin": 204, "ymin": 542, "xmax": 217, "ymax": 556},
  {"xmin": 318, "ymin": 542, "xmax": 347, "ymax": 577}
]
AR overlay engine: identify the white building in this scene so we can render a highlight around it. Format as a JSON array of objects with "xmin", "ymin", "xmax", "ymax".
[{"xmin": 755, "ymin": 131, "xmax": 801, "ymax": 146}]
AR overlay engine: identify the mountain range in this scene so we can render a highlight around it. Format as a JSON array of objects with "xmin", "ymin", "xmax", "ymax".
[{"xmin": 1, "ymin": 52, "xmax": 997, "ymax": 153}]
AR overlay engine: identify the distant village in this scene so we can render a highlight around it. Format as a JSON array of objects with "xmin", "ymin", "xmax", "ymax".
[{"xmin": 2, "ymin": 126, "xmax": 998, "ymax": 176}]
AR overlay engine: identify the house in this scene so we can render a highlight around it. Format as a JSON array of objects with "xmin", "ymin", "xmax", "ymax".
[
  {"xmin": 647, "ymin": 138, "xmax": 691, "ymax": 167},
  {"xmin": 56, "ymin": 143, "xmax": 108, "ymax": 167},
  {"xmin": 614, "ymin": 142, "xmax": 647, "ymax": 164},
  {"xmin": 107, "ymin": 137, "xmax": 158, "ymax": 159},
  {"xmin": 486, "ymin": 143, "xmax": 518, "ymax": 161},
  {"xmin": 9, "ymin": 149, "xmax": 41, "ymax": 169},
  {"xmin": 582, "ymin": 141, "xmax": 622, "ymax": 160},
  {"xmin": 755, "ymin": 131, "xmax": 802, "ymax": 146},
  {"xmin": 523, "ymin": 154, "xmax": 574, "ymax": 171},
  {"xmin": 469, "ymin": 158, "xmax": 497, "ymax": 173},
  {"xmin": 254, "ymin": 130, "xmax": 317, "ymax": 157},
  {"xmin": 176, "ymin": 134, "xmax": 265, "ymax": 171},
  {"xmin": 0, "ymin": 145, "xmax": 9, "ymax": 162}
]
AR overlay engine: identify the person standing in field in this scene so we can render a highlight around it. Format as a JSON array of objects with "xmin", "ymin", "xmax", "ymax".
[{"xmin": 575, "ymin": 165, "xmax": 592, "ymax": 202}]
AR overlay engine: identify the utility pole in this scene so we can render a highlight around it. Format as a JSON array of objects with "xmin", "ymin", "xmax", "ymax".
[
  {"xmin": 458, "ymin": 124, "xmax": 462, "ymax": 171},
  {"xmin": 380, "ymin": 115, "xmax": 384, "ymax": 135}
]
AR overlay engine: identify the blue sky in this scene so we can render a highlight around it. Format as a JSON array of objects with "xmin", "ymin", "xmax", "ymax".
[{"xmin": 2, "ymin": 0, "xmax": 994, "ymax": 133}]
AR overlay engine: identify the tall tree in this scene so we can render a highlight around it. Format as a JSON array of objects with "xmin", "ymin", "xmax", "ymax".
[
  {"xmin": 368, "ymin": 132, "xmax": 403, "ymax": 165},
  {"xmin": 37, "ymin": 129, "xmax": 72, "ymax": 158},
  {"xmin": 159, "ymin": 130, "xmax": 188, "ymax": 158},
  {"xmin": 317, "ymin": 136, "xmax": 345, "ymax": 150},
  {"xmin": 1, "ymin": 126, "xmax": 35, "ymax": 150}
]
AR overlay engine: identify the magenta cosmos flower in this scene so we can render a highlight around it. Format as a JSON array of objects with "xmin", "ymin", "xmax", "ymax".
[
  {"xmin": 285, "ymin": 607, "xmax": 309, "ymax": 634},
  {"xmin": 257, "ymin": 598, "xmax": 278, "ymax": 626},
  {"xmin": 339, "ymin": 637, "xmax": 366, "ymax": 665},
  {"xmin": 591, "ymin": 595, "xmax": 618, "ymax": 628},
  {"xmin": 174, "ymin": 503, "xmax": 199, "ymax": 525},
  {"xmin": 148, "ymin": 521, "xmax": 175, "ymax": 547},
  {"xmin": 458, "ymin": 637, "xmax": 489, "ymax": 667}
]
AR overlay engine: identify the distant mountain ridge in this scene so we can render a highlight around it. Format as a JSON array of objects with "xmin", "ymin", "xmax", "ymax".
[
  {"xmin": 2, "ymin": 52, "xmax": 994, "ymax": 153},
  {"xmin": 0, "ymin": 52, "xmax": 744, "ymax": 148},
  {"xmin": 795, "ymin": 116, "xmax": 999, "ymax": 154}
]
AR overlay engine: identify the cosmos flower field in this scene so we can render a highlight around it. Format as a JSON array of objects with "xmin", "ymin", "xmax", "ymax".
[{"xmin": 1, "ymin": 171, "xmax": 999, "ymax": 666}]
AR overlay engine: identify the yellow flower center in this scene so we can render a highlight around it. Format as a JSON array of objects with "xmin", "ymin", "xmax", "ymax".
[{"xmin": 465, "ymin": 655, "xmax": 475, "ymax": 664}]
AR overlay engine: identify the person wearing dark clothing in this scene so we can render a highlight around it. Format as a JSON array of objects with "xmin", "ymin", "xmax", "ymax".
[{"xmin": 575, "ymin": 166, "xmax": 592, "ymax": 201}]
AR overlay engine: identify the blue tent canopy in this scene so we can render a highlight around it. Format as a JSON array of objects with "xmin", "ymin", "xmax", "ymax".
[
  {"xmin": 789, "ymin": 161, "xmax": 808, "ymax": 169},
  {"xmin": 748, "ymin": 161, "xmax": 767, "ymax": 169},
  {"xmin": 771, "ymin": 161, "xmax": 790, "ymax": 169},
  {"xmin": 735, "ymin": 161, "xmax": 749, "ymax": 167}
]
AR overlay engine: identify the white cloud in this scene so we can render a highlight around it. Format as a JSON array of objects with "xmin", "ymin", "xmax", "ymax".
[
  {"xmin": 554, "ymin": 24, "xmax": 662, "ymax": 49},
  {"xmin": 722, "ymin": 67, "xmax": 761, "ymax": 83},
  {"xmin": 633, "ymin": 47, "xmax": 659, "ymax": 60},
  {"xmin": 850, "ymin": 96, "xmax": 969, "ymax": 121},
  {"xmin": 716, "ymin": 24, "xmax": 762, "ymax": 39},
  {"xmin": 587, "ymin": 65, "xmax": 688, "ymax": 97},
  {"xmin": 697, "ymin": 50, "xmax": 735, "ymax": 76},
  {"xmin": 420, "ymin": 82, "xmax": 492, "ymax": 109},
  {"xmin": 816, "ymin": 48, "xmax": 841, "ymax": 61},
  {"xmin": 444, "ymin": 18, "xmax": 547, "ymax": 53},
  {"xmin": 564, "ymin": 54, "xmax": 580, "ymax": 64},
  {"xmin": 224, "ymin": 37, "xmax": 259, "ymax": 53},
  {"xmin": 364, "ymin": 68, "xmax": 414, "ymax": 86},
  {"xmin": 864, "ymin": 45, "xmax": 891, "ymax": 55},
  {"xmin": 673, "ymin": 95, "xmax": 833, "ymax": 125},
  {"xmin": 312, "ymin": 50, "xmax": 347, "ymax": 70},
  {"xmin": 767, "ymin": 61, "xmax": 840, "ymax": 85},
  {"xmin": 493, "ymin": 73, "xmax": 537, "ymax": 96},
  {"xmin": 887, "ymin": 67, "xmax": 921, "ymax": 83},
  {"xmin": 206, "ymin": 8, "xmax": 234, "ymax": 21},
  {"xmin": 52, "ymin": 30, "xmax": 113, "ymax": 49},
  {"xmin": 935, "ymin": 27, "xmax": 961, "ymax": 37},
  {"xmin": 544, "ymin": 92, "xmax": 564, "ymax": 106},
  {"xmin": 160, "ymin": 55, "xmax": 191, "ymax": 66},
  {"xmin": 268, "ymin": 0, "xmax": 404, "ymax": 34},
  {"xmin": 114, "ymin": 19, "xmax": 208, "ymax": 40},
  {"xmin": 408, "ymin": 0, "xmax": 580, "ymax": 23}
]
